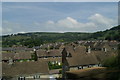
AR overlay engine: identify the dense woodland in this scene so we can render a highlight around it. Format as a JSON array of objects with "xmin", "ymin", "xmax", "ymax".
[{"xmin": 2, "ymin": 25, "xmax": 120, "ymax": 47}]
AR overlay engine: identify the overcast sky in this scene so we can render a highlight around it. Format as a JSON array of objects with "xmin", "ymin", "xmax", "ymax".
[{"xmin": 2, "ymin": 2, "xmax": 118, "ymax": 35}]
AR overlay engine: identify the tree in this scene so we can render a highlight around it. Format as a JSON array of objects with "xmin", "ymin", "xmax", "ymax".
[
  {"xmin": 118, "ymin": 44, "xmax": 120, "ymax": 69},
  {"xmin": 31, "ymin": 50, "xmax": 38, "ymax": 61},
  {"xmin": 101, "ymin": 44, "xmax": 120, "ymax": 80}
]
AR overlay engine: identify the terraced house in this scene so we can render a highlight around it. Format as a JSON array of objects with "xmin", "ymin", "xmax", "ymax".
[{"xmin": 2, "ymin": 40, "xmax": 119, "ymax": 80}]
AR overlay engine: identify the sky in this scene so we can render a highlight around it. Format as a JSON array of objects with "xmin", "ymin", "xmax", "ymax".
[
  {"xmin": 2, "ymin": 2, "xmax": 118, "ymax": 35},
  {"xmin": 0, "ymin": 2, "xmax": 2, "ymax": 35},
  {"xmin": 2, "ymin": 0, "xmax": 120, "ymax": 2}
]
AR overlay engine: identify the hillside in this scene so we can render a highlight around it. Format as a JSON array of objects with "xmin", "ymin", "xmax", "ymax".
[
  {"xmin": 2, "ymin": 25, "xmax": 120, "ymax": 47},
  {"xmin": 91, "ymin": 25, "xmax": 120, "ymax": 41}
]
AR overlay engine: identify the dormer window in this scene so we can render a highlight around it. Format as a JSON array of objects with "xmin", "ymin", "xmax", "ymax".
[
  {"xmin": 8, "ymin": 59, "xmax": 13, "ymax": 65},
  {"xmin": 73, "ymin": 47, "xmax": 76, "ymax": 51},
  {"xmin": 67, "ymin": 52, "xmax": 72, "ymax": 57},
  {"xmin": 47, "ymin": 51, "xmax": 50, "ymax": 54},
  {"xmin": 86, "ymin": 46, "xmax": 91, "ymax": 53},
  {"xmin": 102, "ymin": 48, "xmax": 107, "ymax": 52}
]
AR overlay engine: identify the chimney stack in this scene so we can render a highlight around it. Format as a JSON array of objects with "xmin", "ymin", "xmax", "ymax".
[
  {"xmin": 8, "ymin": 58, "xmax": 13, "ymax": 65},
  {"xmin": 88, "ymin": 46, "xmax": 91, "ymax": 53},
  {"xmin": 62, "ymin": 48, "xmax": 69, "ymax": 80}
]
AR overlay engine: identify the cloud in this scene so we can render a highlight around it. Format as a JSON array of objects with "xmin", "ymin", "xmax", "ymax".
[
  {"xmin": 34, "ymin": 13, "xmax": 117, "ymax": 32},
  {"xmin": 33, "ymin": 17, "xmax": 97, "ymax": 32},
  {"xmin": 2, "ymin": 20, "xmax": 23, "ymax": 35},
  {"xmin": 2, "ymin": 13, "xmax": 117, "ymax": 35},
  {"xmin": 57, "ymin": 17, "xmax": 78, "ymax": 28},
  {"xmin": 88, "ymin": 13, "xmax": 117, "ymax": 30},
  {"xmin": 18, "ymin": 31, "xmax": 26, "ymax": 33},
  {"xmin": 0, "ymin": 26, "xmax": 1, "ymax": 34},
  {"xmin": 89, "ymin": 13, "xmax": 116, "ymax": 25}
]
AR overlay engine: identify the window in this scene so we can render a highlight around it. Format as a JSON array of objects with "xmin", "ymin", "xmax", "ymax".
[
  {"xmin": 18, "ymin": 77, "xmax": 25, "ymax": 80},
  {"xmin": 34, "ymin": 75, "xmax": 40, "ymax": 79}
]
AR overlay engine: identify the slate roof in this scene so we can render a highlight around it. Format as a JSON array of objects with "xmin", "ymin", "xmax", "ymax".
[
  {"xmin": 14, "ymin": 52, "xmax": 32, "ymax": 60},
  {"xmin": 2, "ymin": 53, "xmax": 15, "ymax": 60},
  {"xmin": 36, "ymin": 49, "xmax": 62, "ymax": 57},
  {"xmin": 67, "ymin": 53, "xmax": 99, "ymax": 67},
  {"xmin": 2, "ymin": 51, "xmax": 32, "ymax": 60},
  {"xmin": 64, "ymin": 43, "xmax": 117, "ymax": 67},
  {"xmin": 2, "ymin": 61, "xmax": 49, "ymax": 77}
]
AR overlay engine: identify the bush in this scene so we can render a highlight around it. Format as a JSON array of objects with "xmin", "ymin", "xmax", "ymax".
[
  {"xmin": 102, "ymin": 56, "xmax": 118, "ymax": 69},
  {"xmin": 101, "ymin": 44, "xmax": 120, "ymax": 80},
  {"xmin": 48, "ymin": 61, "xmax": 62, "ymax": 70}
]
